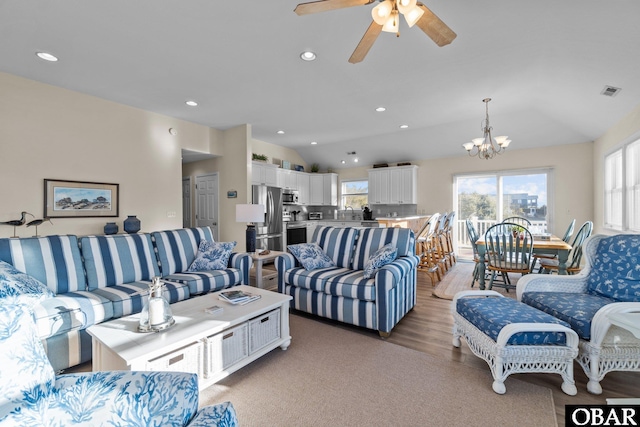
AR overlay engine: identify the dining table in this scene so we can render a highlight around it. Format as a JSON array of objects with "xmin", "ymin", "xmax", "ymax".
[{"xmin": 475, "ymin": 235, "xmax": 572, "ymax": 290}]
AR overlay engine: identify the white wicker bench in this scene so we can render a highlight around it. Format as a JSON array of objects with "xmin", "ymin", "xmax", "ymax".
[{"xmin": 452, "ymin": 290, "xmax": 579, "ymax": 395}]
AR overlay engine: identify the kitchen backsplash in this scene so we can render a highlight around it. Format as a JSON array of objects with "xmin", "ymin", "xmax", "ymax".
[{"xmin": 283, "ymin": 204, "xmax": 418, "ymax": 221}]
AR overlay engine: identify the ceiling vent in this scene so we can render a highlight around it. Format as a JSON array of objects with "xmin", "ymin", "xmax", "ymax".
[{"xmin": 601, "ymin": 86, "xmax": 621, "ymax": 97}]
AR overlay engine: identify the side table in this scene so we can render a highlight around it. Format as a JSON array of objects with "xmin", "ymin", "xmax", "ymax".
[{"xmin": 250, "ymin": 250, "xmax": 285, "ymax": 289}]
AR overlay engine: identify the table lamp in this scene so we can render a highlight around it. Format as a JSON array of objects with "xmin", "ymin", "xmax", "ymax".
[{"xmin": 236, "ymin": 204, "xmax": 265, "ymax": 253}]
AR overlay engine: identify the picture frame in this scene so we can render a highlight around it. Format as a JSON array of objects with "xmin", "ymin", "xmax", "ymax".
[
  {"xmin": 227, "ymin": 190, "xmax": 237, "ymax": 198},
  {"xmin": 44, "ymin": 179, "xmax": 119, "ymax": 218}
]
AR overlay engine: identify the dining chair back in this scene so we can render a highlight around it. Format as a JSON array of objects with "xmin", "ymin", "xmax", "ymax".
[
  {"xmin": 502, "ymin": 216, "xmax": 532, "ymax": 227},
  {"xmin": 484, "ymin": 222, "xmax": 534, "ymax": 291},
  {"xmin": 538, "ymin": 220, "xmax": 593, "ymax": 274},
  {"xmin": 561, "ymin": 219, "xmax": 576, "ymax": 243}
]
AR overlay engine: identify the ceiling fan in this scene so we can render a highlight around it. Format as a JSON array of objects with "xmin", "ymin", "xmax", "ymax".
[{"xmin": 294, "ymin": 0, "xmax": 456, "ymax": 64}]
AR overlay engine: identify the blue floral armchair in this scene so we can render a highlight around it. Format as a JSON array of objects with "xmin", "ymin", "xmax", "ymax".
[{"xmin": 0, "ymin": 304, "xmax": 238, "ymax": 426}]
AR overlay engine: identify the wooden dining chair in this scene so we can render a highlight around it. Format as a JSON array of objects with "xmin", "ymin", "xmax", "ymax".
[
  {"xmin": 530, "ymin": 219, "xmax": 576, "ymax": 272},
  {"xmin": 484, "ymin": 222, "xmax": 534, "ymax": 291},
  {"xmin": 502, "ymin": 216, "xmax": 532, "ymax": 227},
  {"xmin": 538, "ymin": 220, "xmax": 593, "ymax": 274},
  {"xmin": 417, "ymin": 213, "xmax": 442, "ymax": 284}
]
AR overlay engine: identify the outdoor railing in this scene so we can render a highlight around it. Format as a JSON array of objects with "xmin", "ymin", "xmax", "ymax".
[{"xmin": 457, "ymin": 219, "xmax": 548, "ymax": 258}]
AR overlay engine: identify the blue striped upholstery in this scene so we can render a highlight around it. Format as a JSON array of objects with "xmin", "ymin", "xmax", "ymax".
[
  {"xmin": 0, "ymin": 235, "xmax": 86, "ymax": 294},
  {"xmin": 311, "ymin": 226, "xmax": 358, "ymax": 268},
  {"xmin": 151, "ymin": 227, "xmax": 215, "ymax": 275},
  {"xmin": 32, "ymin": 291, "xmax": 114, "ymax": 339},
  {"xmin": 41, "ymin": 329, "xmax": 93, "ymax": 373},
  {"xmin": 162, "ymin": 271, "xmax": 241, "ymax": 295},
  {"xmin": 352, "ymin": 228, "xmax": 414, "ymax": 271},
  {"xmin": 80, "ymin": 234, "xmax": 160, "ymax": 290},
  {"xmin": 276, "ymin": 227, "xmax": 418, "ymax": 334},
  {"xmin": 91, "ymin": 280, "xmax": 190, "ymax": 318}
]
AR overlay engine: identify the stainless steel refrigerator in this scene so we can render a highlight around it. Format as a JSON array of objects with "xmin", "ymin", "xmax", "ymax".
[{"xmin": 252, "ymin": 185, "xmax": 284, "ymax": 251}]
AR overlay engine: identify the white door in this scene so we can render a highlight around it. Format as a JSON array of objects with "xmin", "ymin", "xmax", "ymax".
[
  {"xmin": 195, "ymin": 173, "xmax": 219, "ymax": 240},
  {"xmin": 182, "ymin": 177, "xmax": 191, "ymax": 228}
]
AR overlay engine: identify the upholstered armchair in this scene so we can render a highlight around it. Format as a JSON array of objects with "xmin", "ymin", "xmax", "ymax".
[
  {"xmin": 0, "ymin": 304, "xmax": 238, "ymax": 426},
  {"xmin": 517, "ymin": 234, "xmax": 640, "ymax": 394}
]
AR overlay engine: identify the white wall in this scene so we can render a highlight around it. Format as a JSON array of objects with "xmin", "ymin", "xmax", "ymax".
[
  {"xmin": 0, "ymin": 72, "xmax": 211, "ymax": 238},
  {"xmin": 592, "ymin": 103, "xmax": 640, "ymax": 235}
]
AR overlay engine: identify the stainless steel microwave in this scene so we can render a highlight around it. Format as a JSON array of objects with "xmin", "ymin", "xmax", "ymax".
[{"xmin": 282, "ymin": 190, "xmax": 299, "ymax": 205}]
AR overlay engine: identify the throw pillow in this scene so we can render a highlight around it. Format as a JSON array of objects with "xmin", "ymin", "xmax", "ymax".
[
  {"xmin": 0, "ymin": 260, "xmax": 55, "ymax": 307},
  {"xmin": 363, "ymin": 244, "xmax": 397, "ymax": 279},
  {"xmin": 187, "ymin": 240, "xmax": 236, "ymax": 272},
  {"xmin": 288, "ymin": 243, "xmax": 335, "ymax": 271}
]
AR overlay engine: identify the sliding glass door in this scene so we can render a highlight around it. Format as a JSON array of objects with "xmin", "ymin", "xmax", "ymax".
[{"xmin": 454, "ymin": 169, "xmax": 552, "ymax": 259}]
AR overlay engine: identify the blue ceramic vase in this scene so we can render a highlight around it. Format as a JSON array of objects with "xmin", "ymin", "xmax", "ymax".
[
  {"xmin": 104, "ymin": 222, "xmax": 118, "ymax": 235},
  {"xmin": 123, "ymin": 215, "xmax": 141, "ymax": 234}
]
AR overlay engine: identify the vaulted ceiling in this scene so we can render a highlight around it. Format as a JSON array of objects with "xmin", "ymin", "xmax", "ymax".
[{"xmin": 2, "ymin": 1, "xmax": 639, "ymax": 168}]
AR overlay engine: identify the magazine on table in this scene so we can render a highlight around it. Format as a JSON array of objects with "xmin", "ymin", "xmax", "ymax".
[{"xmin": 219, "ymin": 289, "xmax": 261, "ymax": 305}]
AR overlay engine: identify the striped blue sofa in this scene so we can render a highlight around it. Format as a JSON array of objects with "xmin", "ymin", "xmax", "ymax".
[
  {"xmin": 276, "ymin": 226, "xmax": 419, "ymax": 337},
  {"xmin": 0, "ymin": 227, "xmax": 251, "ymax": 372}
]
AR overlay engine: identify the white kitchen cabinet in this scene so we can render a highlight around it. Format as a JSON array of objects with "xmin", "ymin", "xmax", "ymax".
[
  {"xmin": 297, "ymin": 172, "xmax": 310, "ymax": 205},
  {"xmin": 309, "ymin": 173, "xmax": 337, "ymax": 206},
  {"xmin": 276, "ymin": 169, "xmax": 297, "ymax": 190},
  {"xmin": 252, "ymin": 162, "xmax": 279, "ymax": 187},
  {"xmin": 369, "ymin": 166, "xmax": 417, "ymax": 205}
]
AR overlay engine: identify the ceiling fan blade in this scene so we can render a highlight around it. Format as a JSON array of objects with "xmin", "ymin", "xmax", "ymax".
[
  {"xmin": 415, "ymin": 3, "xmax": 457, "ymax": 47},
  {"xmin": 295, "ymin": 0, "xmax": 373, "ymax": 16},
  {"xmin": 348, "ymin": 21, "xmax": 383, "ymax": 64}
]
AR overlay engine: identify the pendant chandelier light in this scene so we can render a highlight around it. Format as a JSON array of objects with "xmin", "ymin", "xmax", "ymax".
[
  {"xmin": 372, "ymin": 0, "xmax": 425, "ymax": 34},
  {"xmin": 463, "ymin": 98, "xmax": 511, "ymax": 160}
]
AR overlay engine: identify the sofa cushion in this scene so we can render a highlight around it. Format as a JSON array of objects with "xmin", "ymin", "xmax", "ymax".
[
  {"xmin": 188, "ymin": 240, "xmax": 236, "ymax": 272},
  {"xmin": 80, "ymin": 234, "xmax": 160, "ymax": 290},
  {"xmin": 284, "ymin": 266, "xmax": 376, "ymax": 301},
  {"xmin": 188, "ymin": 401, "xmax": 238, "ymax": 427},
  {"xmin": 91, "ymin": 280, "xmax": 190, "ymax": 318},
  {"xmin": 0, "ymin": 235, "xmax": 87, "ymax": 294},
  {"xmin": 352, "ymin": 228, "xmax": 413, "ymax": 271},
  {"xmin": 312, "ymin": 226, "xmax": 358, "ymax": 268},
  {"xmin": 456, "ymin": 296, "xmax": 571, "ymax": 345},
  {"xmin": 151, "ymin": 227, "xmax": 215, "ymax": 276},
  {"xmin": 587, "ymin": 234, "xmax": 640, "ymax": 302},
  {"xmin": 0, "ymin": 260, "xmax": 55, "ymax": 307},
  {"xmin": 0, "ymin": 304, "xmax": 55, "ymax": 423},
  {"xmin": 163, "ymin": 270, "xmax": 241, "ymax": 295},
  {"xmin": 363, "ymin": 244, "xmax": 397, "ymax": 279},
  {"xmin": 288, "ymin": 243, "xmax": 335, "ymax": 271},
  {"xmin": 32, "ymin": 291, "xmax": 114, "ymax": 339},
  {"xmin": 521, "ymin": 291, "xmax": 614, "ymax": 340}
]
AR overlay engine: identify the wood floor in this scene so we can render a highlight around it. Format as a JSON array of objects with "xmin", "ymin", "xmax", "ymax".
[{"xmin": 386, "ymin": 270, "xmax": 640, "ymax": 427}]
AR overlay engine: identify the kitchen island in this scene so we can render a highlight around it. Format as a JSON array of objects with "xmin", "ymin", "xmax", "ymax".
[{"xmin": 376, "ymin": 215, "xmax": 430, "ymax": 234}]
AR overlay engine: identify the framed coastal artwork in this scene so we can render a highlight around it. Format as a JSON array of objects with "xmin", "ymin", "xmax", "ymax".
[{"xmin": 44, "ymin": 179, "xmax": 119, "ymax": 218}]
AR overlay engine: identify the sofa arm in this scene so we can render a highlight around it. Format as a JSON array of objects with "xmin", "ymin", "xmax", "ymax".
[
  {"xmin": 228, "ymin": 252, "xmax": 253, "ymax": 286},
  {"xmin": 590, "ymin": 302, "xmax": 640, "ymax": 345},
  {"xmin": 187, "ymin": 401, "xmax": 238, "ymax": 426},
  {"xmin": 275, "ymin": 253, "xmax": 296, "ymax": 293},
  {"xmin": 516, "ymin": 273, "xmax": 588, "ymax": 302},
  {"xmin": 49, "ymin": 371, "xmax": 199, "ymax": 426},
  {"xmin": 375, "ymin": 255, "xmax": 420, "ymax": 293}
]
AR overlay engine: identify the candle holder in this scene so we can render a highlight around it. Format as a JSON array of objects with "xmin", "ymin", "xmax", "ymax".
[{"xmin": 138, "ymin": 277, "xmax": 175, "ymax": 332}]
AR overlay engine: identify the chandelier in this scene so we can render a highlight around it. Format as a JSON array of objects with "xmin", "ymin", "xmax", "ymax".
[
  {"xmin": 372, "ymin": 0, "xmax": 425, "ymax": 33},
  {"xmin": 463, "ymin": 98, "xmax": 511, "ymax": 160}
]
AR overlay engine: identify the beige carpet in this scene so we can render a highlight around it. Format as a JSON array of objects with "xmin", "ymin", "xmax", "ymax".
[
  {"xmin": 200, "ymin": 314, "xmax": 557, "ymax": 427},
  {"xmin": 432, "ymin": 261, "xmax": 521, "ymax": 300}
]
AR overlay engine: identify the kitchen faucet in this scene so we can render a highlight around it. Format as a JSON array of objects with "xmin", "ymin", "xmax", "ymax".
[{"xmin": 346, "ymin": 206, "xmax": 355, "ymax": 220}]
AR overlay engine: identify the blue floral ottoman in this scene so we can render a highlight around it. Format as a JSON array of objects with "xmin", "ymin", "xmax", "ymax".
[{"xmin": 451, "ymin": 290, "xmax": 579, "ymax": 395}]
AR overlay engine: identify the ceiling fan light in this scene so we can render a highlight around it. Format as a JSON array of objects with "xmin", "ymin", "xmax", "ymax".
[
  {"xmin": 403, "ymin": 6, "xmax": 424, "ymax": 27},
  {"xmin": 397, "ymin": 0, "xmax": 418, "ymax": 15},
  {"xmin": 371, "ymin": 0, "xmax": 393, "ymax": 25},
  {"xmin": 381, "ymin": 10, "xmax": 400, "ymax": 33}
]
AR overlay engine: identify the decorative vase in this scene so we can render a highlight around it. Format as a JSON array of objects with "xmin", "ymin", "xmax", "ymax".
[
  {"xmin": 138, "ymin": 277, "xmax": 175, "ymax": 332},
  {"xmin": 123, "ymin": 215, "xmax": 141, "ymax": 234},
  {"xmin": 104, "ymin": 222, "xmax": 118, "ymax": 235}
]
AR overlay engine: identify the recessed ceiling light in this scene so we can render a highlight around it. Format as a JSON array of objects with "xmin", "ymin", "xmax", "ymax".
[
  {"xmin": 300, "ymin": 51, "xmax": 316, "ymax": 61},
  {"xmin": 353, "ymin": 158, "xmax": 359, "ymax": 163},
  {"xmin": 277, "ymin": 130, "xmax": 285, "ymax": 134},
  {"xmin": 36, "ymin": 52, "xmax": 58, "ymax": 62},
  {"xmin": 375, "ymin": 107, "xmax": 386, "ymax": 112},
  {"xmin": 341, "ymin": 160, "xmax": 346, "ymax": 164},
  {"xmin": 310, "ymin": 141, "xmax": 317, "ymax": 145},
  {"xmin": 399, "ymin": 124, "xmax": 409, "ymax": 129},
  {"xmin": 185, "ymin": 100, "xmax": 198, "ymax": 107}
]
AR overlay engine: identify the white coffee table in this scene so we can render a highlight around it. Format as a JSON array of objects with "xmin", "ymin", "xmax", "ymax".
[{"xmin": 87, "ymin": 286, "xmax": 292, "ymax": 390}]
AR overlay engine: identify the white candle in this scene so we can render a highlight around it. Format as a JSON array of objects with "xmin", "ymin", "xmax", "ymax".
[{"xmin": 149, "ymin": 298, "xmax": 165, "ymax": 326}]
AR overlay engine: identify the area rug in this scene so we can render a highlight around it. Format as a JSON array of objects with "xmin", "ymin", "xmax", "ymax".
[
  {"xmin": 200, "ymin": 314, "xmax": 557, "ymax": 427},
  {"xmin": 432, "ymin": 261, "xmax": 520, "ymax": 300}
]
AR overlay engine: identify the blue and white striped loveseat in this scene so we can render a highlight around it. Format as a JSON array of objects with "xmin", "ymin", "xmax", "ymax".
[
  {"xmin": 276, "ymin": 226, "xmax": 419, "ymax": 336},
  {"xmin": 0, "ymin": 227, "xmax": 251, "ymax": 372}
]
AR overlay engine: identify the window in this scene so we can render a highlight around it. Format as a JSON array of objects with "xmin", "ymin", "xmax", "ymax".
[
  {"xmin": 341, "ymin": 180, "xmax": 368, "ymax": 209},
  {"xmin": 605, "ymin": 137, "xmax": 640, "ymax": 231}
]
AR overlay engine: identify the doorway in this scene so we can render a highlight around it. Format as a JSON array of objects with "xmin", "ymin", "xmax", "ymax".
[
  {"xmin": 182, "ymin": 177, "xmax": 191, "ymax": 228},
  {"xmin": 195, "ymin": 173, "xmax": 219, "ymax": 241}
]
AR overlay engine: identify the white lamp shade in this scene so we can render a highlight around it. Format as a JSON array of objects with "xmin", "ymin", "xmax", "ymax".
[
  {"xmin": 397, "ymin": 0, "xmax": 418, "ymax": 15},
  {"xmin": 371, "ymin": 0, "xmax": 393, "ymax": 25},
  {"xmin": 462, "ymin": 142, "xmax": 474, "ymax": 151},
  {"xmin": 472, "ymin": 138, "xmax": 484, "ymax": 147},
  {"xmin": 403, "ymin": 6, "xmax": 424, "ymax": 27},
  {"xmin": 500, "ymin": 139, "xmax": 511, "ymax": 148},
  {"xmin": 382, "ymin": 10, "xmax": 400, "ymax": 33},
  {"xmin": 494, "ymin": 135, "xmax": 509, "ymax": 145},
  {"xmin": 236, "ymin": 204, "xmax": 265, "ymax": 223}
]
